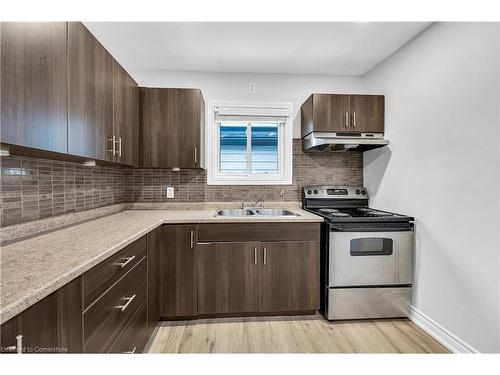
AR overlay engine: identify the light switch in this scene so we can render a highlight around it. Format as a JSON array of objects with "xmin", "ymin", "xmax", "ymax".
[{"xmin": 166, "ymin": 186, "xmax": 175, "ymax": 198}]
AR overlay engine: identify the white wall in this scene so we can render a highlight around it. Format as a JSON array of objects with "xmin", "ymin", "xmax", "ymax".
[
  {"xmin": 363, "ymin": 23, "xmax": 500, "ymax": 352},
  {"xmin": 131, "ymin": 70, "xmax": 364, "ymax": 138}
]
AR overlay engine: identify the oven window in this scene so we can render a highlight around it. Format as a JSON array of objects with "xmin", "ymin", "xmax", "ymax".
[{"xmin": 350, "ymin": 238, "xmax": 393, "ymax": 256}]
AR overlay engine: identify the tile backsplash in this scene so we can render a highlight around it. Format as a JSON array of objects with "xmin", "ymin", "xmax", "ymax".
[
  {"xmin": 124, "ymin": 140, "xmax": 363, "ymax": 203},
  {"xmin": 1, "ymin": 140, "xmax": 363, "ymax": 226},
  {"xmin": 0, "ymin": 157, "xmax": 125, "ymax": 226}
]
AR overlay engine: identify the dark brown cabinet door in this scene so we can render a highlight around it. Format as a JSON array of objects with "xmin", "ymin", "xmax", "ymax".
[
  {"xmin": 349, "ymin": 94, "xmax": 384, "ymax": 133},
  {"xmin": 113, "ymin": 61, "xmax": 139, "ymax": 166},
  {"xmin": 140, "ymin": 88, "xmax": 203, "ymax": 168},
  {"xmin": 0, "ymin": 22, "xmax": 68, "ymax": 153},
  {"xmin": 0, "ymin": 277, "xmax": 83, "ymax": 354},
  {"xmin": 261, "ymin": 241, "xmax": 320, "ymax": 313},
  {"xmin": 67, "ymin": 22, "xmax": 114, "ymax": 161},
  {"xmin": 197, "ymin": 242, "xmax": 261, "ymax": 315},
  {"xmin": 302, "ymin": 94, "xmax": 350, "ymax": 136},
  {"xmin": 149, "ymin": 225, "xmax": 198, "ymax": 318}
]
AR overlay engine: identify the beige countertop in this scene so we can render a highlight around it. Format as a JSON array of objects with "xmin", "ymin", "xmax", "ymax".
[{"xmin": 0, "ymin": 208, "xmax": 322, "ymax": 324}]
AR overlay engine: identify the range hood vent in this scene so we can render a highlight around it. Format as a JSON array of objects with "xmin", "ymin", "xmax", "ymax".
[{"xmin": 302, "ymin": 132, "xmax": 389, "ymax": 153}]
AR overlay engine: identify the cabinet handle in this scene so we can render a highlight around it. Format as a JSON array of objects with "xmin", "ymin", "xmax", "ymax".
[
  {"xmin": 194, "ymin": 147, "xmax": 198, "ymax": 164},
  {"xmin": 108, "ymin": 135, "xmax": 116, "ymax": 155},
  {"xmin": 344, "ymin": 112, "xmax": 349, "ymax": 128},
  {"xmin": 263, "ymin": 247, "xmax": 267, "ymax": 266},
  {"xmin": 115, "ymin": 294, "xmax": 136, "ymax": 312},
  {"xmin": 352, "ymin": 112, "xmax": 356, "ymax": 128},
  {"xmin": 115, "ymin": 137, "xmax": 122, "ymax": 157},
  {"xmin": 254, "ymin": 247, "xmax": 257, "ymax": 265},
  {"xmin": 190, "ymin": 230, "xmax": 194, "ymax": 248},
  {"xmin": 114, "ymin": 256, "xmax": 136, "ymax": 268},
  {"xmin": 123, "ymin": 346, "xmax": 137, "ymax": 354},
  {"xmin": 6, "ymin": 335, "xmax": 23, "ymax": 354}
]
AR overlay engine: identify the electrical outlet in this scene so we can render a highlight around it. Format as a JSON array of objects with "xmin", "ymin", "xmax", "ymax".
[
  {"xmin": 166, "ymin": 186, "xmax": 174, "ymax": 198},
  {"xmin": 249, "ymin": 82, "xmax": 256, "ymax": 93}
]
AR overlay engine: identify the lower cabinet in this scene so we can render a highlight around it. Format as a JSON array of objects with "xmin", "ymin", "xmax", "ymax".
[
  {"xmin": 83, "ymin": 258, "xmax": 147, "ymax": 353},
  {"xmin": 197, "ymin": 242, "xmax": 261, "ymax": 315},
  {"xmin": 261, "ymin": 241, "xmax": 320, "ymax": 313},
  {"xmin": 148, "ymin": 225, "xmax": 197, "ymax": 320},
  {"xmin": 195, "ymin": 224, "xmax": 321, "ymax": 316},
  {"xmin": 0, "ymin": 277, "xmax": 83, "ymax": 354}
]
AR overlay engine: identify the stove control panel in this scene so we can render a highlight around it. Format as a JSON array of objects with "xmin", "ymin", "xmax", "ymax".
[{"xmin": 303, "ymin": 186, "xmax": 368, "ymax": 200}]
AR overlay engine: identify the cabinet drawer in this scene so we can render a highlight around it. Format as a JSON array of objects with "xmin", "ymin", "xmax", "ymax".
[
  {"xmin": 83, "ymin": 236, "xmax": 146, "ymax": 308},
  {"xmin": 197, "ymin": 223, "xmax": 320, "ymax": 243},
  {"xmin": 108, "ymin": 301, "xmax": 148, "ymax": 354},
  {"xmin": 83, "ymin": 258, "xmax": 146, "ymax": 353}
]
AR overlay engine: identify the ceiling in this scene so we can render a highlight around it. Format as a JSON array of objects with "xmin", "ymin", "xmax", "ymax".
[{"xmin": 84, "ymin": 22, "xmax": 431, "ymax": 76}]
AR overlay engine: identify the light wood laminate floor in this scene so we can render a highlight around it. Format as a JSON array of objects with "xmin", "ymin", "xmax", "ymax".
[{"xmin": 147, "ymin": 315, "xmax": 449, "ymax": 353}]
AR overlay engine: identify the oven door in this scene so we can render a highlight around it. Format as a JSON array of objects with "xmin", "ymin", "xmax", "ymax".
[{"xmin": 328, "ymin": 230, "xmax": 413, "ymax": 287}]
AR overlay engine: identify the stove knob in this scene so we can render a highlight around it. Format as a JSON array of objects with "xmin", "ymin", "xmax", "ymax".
[
  {"xmin": 356, "ymin": 189, "xmax": 361, "ymax": 195},
  {"xmin": 361, "ymin": 190, "xmax": 366, "ymax": 195},
  {"xmin": 307, "ymin": 190, "xmax": 312, "ymax": 195},
  {"xmin": 313, "ymin": 189, "xmax": 318, "ymax": 194}
]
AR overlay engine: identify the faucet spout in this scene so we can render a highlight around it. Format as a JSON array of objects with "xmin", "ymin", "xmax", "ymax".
[{"xmin": 252, "ymin": 195, "xmax": 266, "ymax": 208}]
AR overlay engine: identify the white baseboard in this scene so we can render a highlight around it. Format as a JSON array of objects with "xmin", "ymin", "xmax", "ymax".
[{"xmin": 410, "ymin": 306, "xmax": 479, "ymax": 353}]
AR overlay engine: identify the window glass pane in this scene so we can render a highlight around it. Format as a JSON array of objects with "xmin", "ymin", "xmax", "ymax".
[
  {"xmin": 251, "ymin": 123, "xmax": 278, "ymax": 174},
  {"xmin": 219, "ymin": 123, "xmax": 247, "ymax": 173}
]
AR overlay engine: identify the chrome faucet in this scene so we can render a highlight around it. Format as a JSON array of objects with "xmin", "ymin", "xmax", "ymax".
[{"xmin": 252, "ymin": 195, "xmax": 266, "ymax": 208}]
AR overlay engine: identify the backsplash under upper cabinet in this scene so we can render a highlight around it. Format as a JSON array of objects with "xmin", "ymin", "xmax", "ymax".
[{"xmin": 0, "ymin": 157, "xmax": 125, "ymax": 226}]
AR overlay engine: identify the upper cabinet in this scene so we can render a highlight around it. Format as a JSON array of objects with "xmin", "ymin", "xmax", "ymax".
[
  {"xmin": 301, "ymin": 94, "xmax": 384, "ymax": 137},
  {"xmin": 67, "ymin": 22, "xmax": 114, "ymax": 162},
  {"xmin": 113, "ymin": 61, "xmax": 139, "ymax": 166},
  {"xmin": 140, "ymin": 88, "xmax": 205, "ymax": 168},
  {"xmin": 1, "ymin": 22, "xmax": 140, "ymax": 166},
  {"xmin": 0, "ymin": 22, "xmax": 68, "ymax": 153}
]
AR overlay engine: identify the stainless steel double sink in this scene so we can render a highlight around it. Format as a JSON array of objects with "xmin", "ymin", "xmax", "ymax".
[{"xmin": 214, "ymin": 208, "xmax": 299, "ymax": 217}]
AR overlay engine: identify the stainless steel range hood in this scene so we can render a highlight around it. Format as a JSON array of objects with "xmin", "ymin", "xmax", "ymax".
[{"xmin": 302, "ymin": 132, "xmax": 389, "ymax": 152}]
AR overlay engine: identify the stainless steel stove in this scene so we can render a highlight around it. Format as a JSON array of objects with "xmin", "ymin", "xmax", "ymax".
[{"xmin": 302, "ymin": 186, "xmax": 414, "ymax": 320}]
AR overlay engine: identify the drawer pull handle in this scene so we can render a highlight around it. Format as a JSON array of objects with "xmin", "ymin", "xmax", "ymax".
[
  {"xmin": 263, "ymin": 247, "xmax": 267, "ymax": 266},
  {"xmin": 115, "ymin": 294, "xmax": 136, "ymax": 312},
  {"xmin": 5, "ymin": 335, "xmax": 23, "ymax": 354},
  {"xmin": 190, "ymin": 230, "xmax": 194, "ymax": 249},
  {"xmin": 123, "ymin": 346, "xmax": 137, "ymax": 354},
  {"xmin": 115, "ymin": 256, "xmax": 136, "ymax": 268}
]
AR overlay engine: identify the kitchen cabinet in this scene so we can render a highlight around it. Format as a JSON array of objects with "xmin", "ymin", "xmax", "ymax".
[
  {"xmin": 113, "ymin": 61, "xmax": 139, "ymax": 166},
  {"xmin": 140, "ymin": 88, "xmax": 205, "ymax": 168},
  {"xmin": 0, "ymin": 22, "xmax": 68, "ymax": 153},
  {"xmin": 196, "ymin": 223, "xmax": 321, "ymax": 316},
  {"xmin": 0, "ymin": 277, "xmax": 83, "ymax": 353},
  {"xmin": 197, "ymin": 242, "xmax": 261, "ymax": 315},
  {"xmin": 349, "ymin": 94, "xmax": 384, "ymax": 133},
  {"xmin": 67, "ymin": 22, "xmax": 114, "ymax": 161},
  {"xmin": 301, "ymin": 93, "xmax": 384, "ymax": 136},
  {"xmin": 83, "ymin": 258, "xmax": 147, "ymax": 353},
  {"xmin": 148, "ymin": 225, "xmax": 198, "ymax": 319},
  {"xmin": 82, "ymin": 236, "xmax": 148, "ymax": 353},
  {"xmin": 260, "ymin": 241, "xmax": 320, "ymax": 313}
]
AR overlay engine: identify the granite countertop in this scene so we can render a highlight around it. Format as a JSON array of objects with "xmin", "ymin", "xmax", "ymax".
[{"xmin": 0, "ymin": 208, "xmax": 322, "ymax": 324}]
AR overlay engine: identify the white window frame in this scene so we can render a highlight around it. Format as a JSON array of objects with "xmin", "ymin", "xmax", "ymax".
[{"xmin": 206, "ymin": 101, "xmax": 293, "ymax": 185}]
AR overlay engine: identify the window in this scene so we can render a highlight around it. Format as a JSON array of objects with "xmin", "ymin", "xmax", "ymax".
[{"xmin": 207, "ymin": 102, "xmax": 293, "ymax": 185}]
